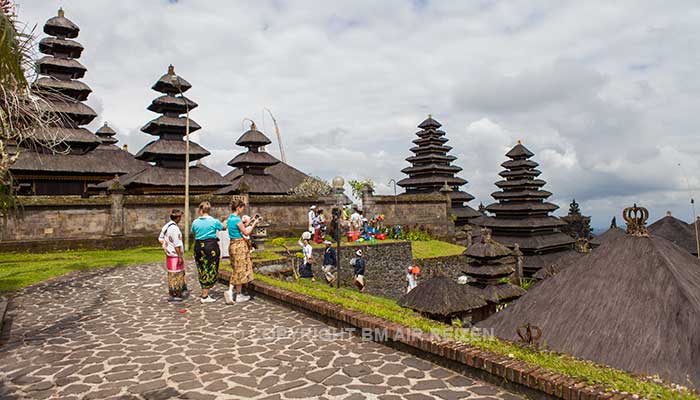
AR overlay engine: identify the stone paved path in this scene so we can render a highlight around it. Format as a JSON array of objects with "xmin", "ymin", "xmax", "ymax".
[{"xmin": 0, "ymin": 263, "xmax": 523, "ymax": 400}]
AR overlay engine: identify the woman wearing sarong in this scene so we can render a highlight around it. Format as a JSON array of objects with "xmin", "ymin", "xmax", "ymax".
[
  {"xmin": 191, "ymin": 201, "xmax": 225, "ymax": 304},
  {"xmin": 225, "ymin": 200, "xmax": 260, "ymax": 304},
  {"xmin": 159, "ymin": 209, "xmax": 186, "ymax": 302}
]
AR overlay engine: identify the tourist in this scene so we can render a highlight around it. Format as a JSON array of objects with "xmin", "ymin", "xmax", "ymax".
[
  {"xmin": 298, "ymin": 232, "xmax": 314, "ymax": 280},
  {"xmin": 406, "ymin": 261, "xmax": 420, "ymax": 293},
  {"xmin": 225, "ymin": 200, "xmax": 260, "ymax": 304},
  {"xmin": 321, "ymin": 240, "xmax": 337, "ymax": 285},
  {"xmin": 313, "ymin": 209, "xmax": 325, "ymax": 244},
  {"xmin": 241, "ymin": 215, "xmax": 255, "ymax": 252},
  {"xmin": 352, "ymin": 249, "xmax": 366, "ymax": 292},
  {"xmin": 308, "ymin": 205, "xmax": 316, "ymax": 234},
  {"xmin": 159, "ymin": 209, "xmax": 186, "ymax": 302},
  {"xmin": 191, "ymin": 201, "xmax": 224, "ymax": 304},
  {"xmin": 350, "ymin": 207, "xmax": 361, "ymax": 232}
]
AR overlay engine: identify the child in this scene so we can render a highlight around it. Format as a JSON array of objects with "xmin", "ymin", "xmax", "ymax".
[
  {"xmin": 159, "ymin": 209, "xmax": 187, "ymax": 302},
  {"xmin": 352, "ymin": 249, "xmax": 366, "ymax": 292},
  {"xmin": 298, "ymin": 232, "xmax": 314, "ymax": 280},
  {"xmin": 406, "ymin": 261, "xmax": 420, "ymax": 293},
  {"xmin": 241, "ymin": 215, "xmax": 255, "ymax": 252}
]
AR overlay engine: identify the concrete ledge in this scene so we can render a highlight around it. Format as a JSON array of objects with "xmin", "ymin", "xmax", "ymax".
[
  {"xmin": 225, "ymin": 276, "xmax": 635, "ymax": 400},
  {"xmin": 0, "ymin": 235, "xmax": 154, "ymax": 253}
]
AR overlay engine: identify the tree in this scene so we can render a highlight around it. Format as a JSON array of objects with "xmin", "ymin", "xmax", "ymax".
[
  {"xmin": 289, "ymin": 176, "xmax": 332, "ymax": 197},
  {"xmin": 348, "ymin": 178, "xmax": 374, "ymax": 201},
  {"xmin": 0, "ymin": 1, "xmax": 58, "ymax": 217}
]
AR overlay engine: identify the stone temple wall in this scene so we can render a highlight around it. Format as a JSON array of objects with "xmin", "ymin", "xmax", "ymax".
[
  {"xmin": 309, "ymin": 241, "xmax": 413, "ymax": 300},
  {"xmin": 0, "ymin": 193, "xmax": 323, "ymax": 251},
  {"xmin": 361, "ymin": 193, "xmax": 454, "ymax": 240}
]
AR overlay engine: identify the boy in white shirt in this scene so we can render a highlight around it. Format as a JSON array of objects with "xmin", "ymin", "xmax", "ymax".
[
  {"xmin": 159, "ymin": 209, "xmax": 187, "ymax": 301},
  {"xmin": 298, "ymin": 232, "xmax": 314, "ymax": 280}
]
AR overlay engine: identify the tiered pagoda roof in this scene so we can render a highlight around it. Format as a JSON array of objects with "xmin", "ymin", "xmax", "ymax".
[
  {"xmin": 474, "ymin": 142, "xmax": 574, "ymax": 275},
  {"xmin": 216, "ymin": 122, "xmax": 292, "ymax": 195},
  {"xmin": 11, "ymin": 9, "xmax": 144, "ymax": 195},
  {"xmin": 463, "ymin": 229, "xmax": 525, "ymax": 309},
  {"xmin": 561, "ymin": 199, "xmax": 593, "ymax": 240},
  {"xmin": 97, "ymin": 66, "xmax": 227, "ymax": 194},
  {"xmin": 397, "ymin": 116, "xmax": 480, "ymax": 223}
]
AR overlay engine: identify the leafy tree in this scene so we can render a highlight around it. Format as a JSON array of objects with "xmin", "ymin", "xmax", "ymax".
[
  {"xmin": 289, "ymin": 176, "xmax": 332, "ymax": 197},
  {"xmin": 348, "ymin": 178, "xmax": 374, "ymax": 201}
]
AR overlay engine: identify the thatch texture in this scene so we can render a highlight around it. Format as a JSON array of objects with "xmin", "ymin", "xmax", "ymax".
[
  {"xmin": 478, "ymin": 235, "xmax": 700, "ymax": 387},
  {"xmin": 38, "ymin": 37, "xmax": 83, "ymax": 58},
  {"xmin": 12, "ymin": 145, "xmax": 147, "ymax": 175},
  {"xmin": 648, "ymin": 215, "xmax": 698, "ymax": 255},
  {"xmin": 100, "ymin": 164, "xmax": 228, "ymax": 189},
  {"xmin": 215, "ymin": 173, "xmax": 290, "ymax": 195},
  {"xmin": 44, "ymin": 8, "xmax": 79, "ymax": 38},
  {"xmin": 398, "ymin": 276, "xmax": 487, "ymax": 316},
  {"xmin": 590, "ymin": 226, "xmax": 626, "ymax": 247}
]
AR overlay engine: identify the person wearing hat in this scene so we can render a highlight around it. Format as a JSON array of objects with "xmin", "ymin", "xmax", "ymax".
[
  {"xmin": 352, "ymin": 249, "xmax": 366, "ymax": 292},
  {"xmin": 298, "ymin": 232, "xmax": 315, "ymax": 280},
  {"xmin": 321, "ymin": 240, "xmax": 337, "ymax": 285}
]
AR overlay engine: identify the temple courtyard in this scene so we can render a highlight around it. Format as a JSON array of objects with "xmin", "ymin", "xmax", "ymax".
[{"xmin": 0, "ymin": 262, "xmax": 522, "ymax": 400}]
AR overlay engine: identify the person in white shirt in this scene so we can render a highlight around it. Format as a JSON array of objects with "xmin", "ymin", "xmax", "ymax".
[
  {"xmin": 350, "ymin": 208, "xmax": 361, "ymax": 232},
  {"xmin": 308, "ymin": 205, "xmax": 316, "ymax": 234},
  {"xmin": 159, "ymin": 209, "xmax": 187, "ymax": 302},
  {"xmin": 298, "ymin": 232, "xmax": 314, "ymax": 280}
]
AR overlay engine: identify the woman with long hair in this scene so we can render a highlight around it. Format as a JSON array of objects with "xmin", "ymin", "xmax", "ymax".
[
  {"xmin": 225, "ymin": 200, "xmax": 260, "ymax": 304},
  {"xmin": 191, "ymin": 201, "xmax": 225, "ymax": 304}
]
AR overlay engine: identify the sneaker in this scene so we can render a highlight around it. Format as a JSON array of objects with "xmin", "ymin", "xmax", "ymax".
[
  {"xmin": 200, "ymin": 296, "xmax": 216, "ymax": 304},
  {"xmin": 224, "ymin": 291, "xmax": 234, "ymax": 305},
  {"xmin": 235, "ymin": 294, "xmax": 250, "ymax": 303},
  {"xmin": 168, "ymin": 296, "xmax": 183, "ymax": 302}
]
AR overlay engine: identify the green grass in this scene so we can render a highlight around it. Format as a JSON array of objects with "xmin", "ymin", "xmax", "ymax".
[
  {"xmin": 269, "ymin": 236, "xmax": 465, "ymax": 260},
  {"xmin": 255, "ymin": 275, "xmax": 697, "ymax": 400},
  {"xmin": 411, "ymin": 240, "xmax": 466, "ymax": 259},
  {"xmin": 0, "ymin": 247, "xmax": 165, "ymax": 293}
]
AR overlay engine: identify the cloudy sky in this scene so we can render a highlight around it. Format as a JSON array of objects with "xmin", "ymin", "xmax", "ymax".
[{"xmin": 18, "ymin": 0, "xmax": 700, "ymax": 229}]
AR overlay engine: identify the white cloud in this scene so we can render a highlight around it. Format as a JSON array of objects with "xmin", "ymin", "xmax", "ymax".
[{"xmin": 18, "ymin": 0, "xmax": 700, "ymax": 229}]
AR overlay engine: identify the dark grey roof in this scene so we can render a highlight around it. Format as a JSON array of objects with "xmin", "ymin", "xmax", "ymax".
[
  {"xmin": 398, "ymin": 276, "xmax": 487, "ymax": 316},
  {"xmin": 141, "ymin": 115, "xmax": 201, "ymax": 135},
  {"xmin": 151, "ymin": 65, "xmax": 192, "ymax": 94},
  {"xmin": 417, "ymin": 115, "xmax": 442, "ymax": 129},
  {"xmin": 36, "ymin": 99, "xmax": 97, "ymax": 126},
  {"xmin": 11, "ymin": 145, "xmax": 147, "ymax": 175},
  {"xmin": 215, "ymin": 173, "xmax": 291, "ymax": 195},
  {"xmin": 648, "ymin": 215, "xmax": 698, "ymax": 255},
  {"xmin": 236, "ymin": 124, "xmax": 273, "ymax": 147},
  {"xmin": 147, "ymin": 95, "xmax": 198, "ymax": 114},
  {"xmin": 479, "ymin": 234, "xmax": 700, "ymax": 387},
  {"xmin": 38, "ymin": 37, "xmax": 83, "ymax": 58},
  {"xmin": 44, "ymin": 9, "xmax": 79, "ymax": 38},
  {"xmin": 35, "ymin": 56, "xmax": 86, "ymax": 79},
  {"xmin": 102, "ymin": 164, "xmax": 228, "ymax": 189},
  {"xmin": 505, "ymin": 142, "xmax": 534, "ymax": 158},
  {"xmin": 135, "ymin": 139, "xmax": 210, "ymax": 162},
  {"xmin": 32, "ymin": 77, "xmax": 91, "ymax": 101}
]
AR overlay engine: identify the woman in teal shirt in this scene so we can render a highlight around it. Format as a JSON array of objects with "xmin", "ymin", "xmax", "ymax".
[
  {"xmin": 191, "ymin": 201, "xmax": 225, "ymax": 303},
  {"xmin": 225, "ymin": 199, "xmax": 260, "ymax": 304}
]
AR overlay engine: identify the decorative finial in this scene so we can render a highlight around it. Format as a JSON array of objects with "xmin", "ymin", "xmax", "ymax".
[
  {"xmin": 439, "ymin": 182, "xmax": 452, "ymax": 193},
  {"xmin": 428, "ymin": 114, "xmax": 432, "ymax": 118},
  {"xmin": 103, "ymin": 121, "xmax": 108, "ymax": 127},
  {"xmin": 122, "ymin": 144, "xmax": 128, "ymax": 152},
  {"xmin": 250, "ymin": 121, "xmax": 257, "ymax": 131},
  {"xmin": 610, "ymin": 216, "xmax": 617, "ymax": 228},
  {"xmin": 58, "ymin": 7, "xmax": 64, "ymax": 17},
  {"xmin": 517, "ymin": 139, "xmax": 522, "ymax": 144},
  {"xmin": 480, "ymin": 227, "xmax": 492, "ymax": 243},
  {"xmin": 167, "ymin": 64, "xmax": 175, "ymax": 75},
  {"xmin": 623, "ymin": 204, "xmax": 649, "ymax": 237},
  {"xmin": 666, "ymin": 210, "xmax": 672, "ymax": 217}
]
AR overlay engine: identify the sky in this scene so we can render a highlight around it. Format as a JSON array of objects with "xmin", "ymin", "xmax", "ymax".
[{"xmin": 17, "ymin": 0, "xmax": 700, "ymax": 230}]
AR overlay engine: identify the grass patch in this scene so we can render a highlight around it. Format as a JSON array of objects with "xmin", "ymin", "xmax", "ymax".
[
  {"xmin": 411, "ymin": 240, "xmax": 465, "ymax": 259},
  {"xmin": 254, "ymin": 275, "xmax": 696, "ymax": 400},
  {"xmin": 0, "ymin": 247, "xmax": 165, "ymax": 293}
]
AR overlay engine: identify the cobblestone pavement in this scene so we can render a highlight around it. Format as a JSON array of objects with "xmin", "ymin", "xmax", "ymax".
[{"xmin": 0, "ymin": 263, "xmax": 523, "ymax": 400}]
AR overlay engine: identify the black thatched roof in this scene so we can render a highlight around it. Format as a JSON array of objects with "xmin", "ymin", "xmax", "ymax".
[
  {"xmin": 38, "ymin": 36, "xmax": 83, "ymax": 58},
  {"xmin": 589, "ymin": 226, "xmax": 625, "ymax": 246},
  {"xmin": 95, "ymin": 122, "xmax": 118, "ymax": 144},
  {"xmin": 135, "ymin": 139, "xmax": 210, "ymax": 163},
  {"xmin": 477, "ymin": 284, "xmax": 526, "ymax": 303},
  {"xmin": 33, "ymin": 77, "xmax": 91, "ymax": 101},
  {"xmin": 215, "ymin": 173, "xmax": 290, "ymax": 195},
  {"xmin": 35, "ymin": 56, "xmax": 86, "ymax": 79},
  {"xmin": 648, "ymin": 214, "xmax": 698, "ymax": 255},
  {"xmin": 11, "ymin": 145, "xmax": 147, "ymax": 176},
  {"xmin": 99, "ymin": 164, "xmax": 228, "ymax": 190},
  {"xmin": 531, "ymin": 249, "xmax": 587, "ymax": 280},
  {"xmin": 478, "ymin": 233, "xmax": 700, "ymax": 387},
  {"xmin": 44, "ymin": 8, "xmax": 79, "ymax": 38},
  {"xmin": 398, "ymin": 276, "xmax": 487, "ymax": 316},
  {"xmin": 152, "ymin": 65, "xmax": 192, "ymax": 94}
]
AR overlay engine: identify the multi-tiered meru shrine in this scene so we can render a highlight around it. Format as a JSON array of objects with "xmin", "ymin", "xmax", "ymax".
[
  {"xmin": 216, "ymin": 122, "xmax": 304, "ymax": 195},
  {"xmin": 98, "ymin": 65, "xmax": 227, "ymax": 194},
  {"xmin": 475, "ymin": 142, "xmax": 574, "ymax": 275},
  {"xmin": 11, "ymin": 9, "xmax": 143, "ymax": 195},
  {"xmin": 397, "ymin": 116, "xmax": 480, "ymax": 224}
]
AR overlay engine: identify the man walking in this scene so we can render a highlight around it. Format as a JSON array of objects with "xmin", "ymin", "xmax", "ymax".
[{"xmin": 321, "ymin": 240, "xmax": 337, "ymax": 285}]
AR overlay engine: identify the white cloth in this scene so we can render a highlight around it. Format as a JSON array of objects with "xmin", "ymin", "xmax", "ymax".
[
  {"xmin": 406, "ymin": 274, "xmax": 417, "ymax": 293},
  {"xmin": 299, "ymin": 240, "xmax": 313, "ymax": 263},
  {"xmin": 308, "ymin": 210, "xmax": 316, "ymax": 231},
  {"xmin": 159, "ymin": 221, "xmax": 183, "ymax": 258},
  {"xmin": 350, "ymin": 212, "xmax": 361, "ymax": 226},
  {"xmin": 217, "ymin": 230, "xmax": 230, "ymax": 258}
]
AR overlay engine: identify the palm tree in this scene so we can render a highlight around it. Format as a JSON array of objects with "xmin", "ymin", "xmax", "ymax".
[{"xmin": 0, "ymin": 1, "xmax": 57, "ymax": 217}]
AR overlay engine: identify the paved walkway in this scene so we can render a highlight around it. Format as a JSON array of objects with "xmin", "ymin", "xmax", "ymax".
[{"xmin": 0, "ymin": 263, "xmax": 523, "ymax": 400}]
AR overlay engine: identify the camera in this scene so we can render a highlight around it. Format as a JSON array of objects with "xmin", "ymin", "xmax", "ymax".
[{"xmin": 254, "ymin": 214, "xmax": 261, "ymax": 220}]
